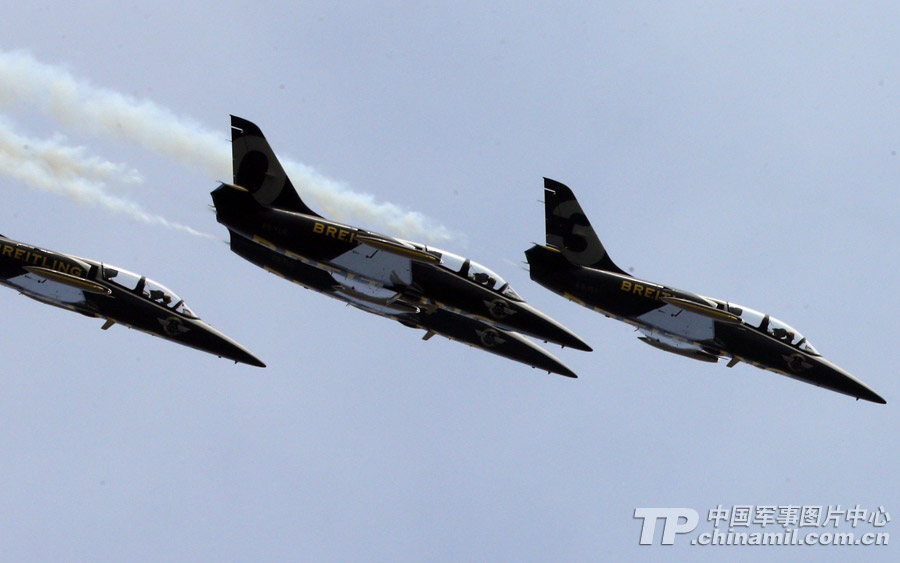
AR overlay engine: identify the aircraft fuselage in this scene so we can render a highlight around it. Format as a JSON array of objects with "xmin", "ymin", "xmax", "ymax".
[
  {"xmin": 0, "ymin": 234, "xmax": 264, "ymax": 366},
  {"xmin": 211, "ymin": 115, "xmax": 589, "ymax": 377},
  {"xmin": 213, "ymin": 184, "xmax": 590, "ymax": 352},
  {"xmin": 526, "ymin": 242, "xmax": 885, "ymax": 403}
]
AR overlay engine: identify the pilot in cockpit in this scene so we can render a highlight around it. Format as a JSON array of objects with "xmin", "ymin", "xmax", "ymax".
[
  {"xmin": 772, "ymin": 327, "xmax": 794, "ymax": 343},
  {"xmin": 149, "ymin": 289, "xmax": 172, "ymax": 306},
  {"xmin": 472, "ymin": 272, "xmax": 496, "ymax": 288}
]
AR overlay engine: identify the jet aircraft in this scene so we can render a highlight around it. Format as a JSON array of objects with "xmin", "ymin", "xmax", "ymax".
[
  {"xmin": 211, "ymin": 116, "xmax": 590, "ymax": 377},
  {"xmin": 525, "ymin": 178, "xmax": 885, "ymax": 403},
  {"xmin": 0, "ymin": 233, "xmax": 265, "ymax": 367}
]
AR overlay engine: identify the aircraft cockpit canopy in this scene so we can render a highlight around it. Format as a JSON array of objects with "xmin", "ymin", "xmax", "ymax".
[
  {"xmin": 434, "ymin": 249, "xmax": 523, "ymax": 301},
  {"xmin": 764, "ymin": 315, "xmax": 819, "ymax": 355},
  {"xmin": 724, "ymin": 302, "xmax": 819, "ymax": 355},
  {"xmin": 101, "ymin": 265, "xmax": 197, "ymax": 318}
]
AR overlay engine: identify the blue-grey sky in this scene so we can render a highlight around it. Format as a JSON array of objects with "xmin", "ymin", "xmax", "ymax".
[{"xmin": 1, "ymin": 3, "xmax": 898, "ymax": 561}]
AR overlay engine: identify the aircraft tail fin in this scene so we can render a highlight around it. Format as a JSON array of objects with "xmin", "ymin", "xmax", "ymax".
[
  {"xmin": 230, "ymin": 115, "xmax": 321, "ymax": 217},
  {"xmin": 543, "ymin": 178, "xmax": 628, "ymax": 275}
]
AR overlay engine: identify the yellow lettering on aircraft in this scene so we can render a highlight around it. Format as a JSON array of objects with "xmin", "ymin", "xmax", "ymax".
[
  {"xmin": 313, "ymin": 222, "xmax": 355, "ymax": 243},
  {"xmin": 619, "ymin": 279, "xmax": 673, "ymax": 302},
  {"xmin": 1, "ymin": 243, "xmax": 86, "ymax": 279}
]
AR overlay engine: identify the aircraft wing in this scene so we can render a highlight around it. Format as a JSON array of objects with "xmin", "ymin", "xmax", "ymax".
[
  {"xmin": 354, "ymin": 233, "xmax": 441, "ymax": 264},
  {"xmin": 397, "ymin": 309, "xmax": 577, "ymax": 378},
  {"xmin": 328, "ymin": 238, "xmax": 421, "ymax": 287},
  {"xmin": 23, "ymin": 266, "xmax": 111, "ymax": 295},
  {"xmin": 1, "ymin": 269, "xmax": 97, "ymax": 309},
  {"xmin": 660, "ymin": 295, "xmax": 741, "ymax": 324}
]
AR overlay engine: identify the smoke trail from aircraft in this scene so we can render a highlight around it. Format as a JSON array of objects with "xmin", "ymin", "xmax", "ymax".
[
  {"xmin": 0, "ymin": 50, "xmax": 455, "ymax": 242},
  {"xmin": 0, "ymin": 119, "xmax": 213, "ymax": 238}
]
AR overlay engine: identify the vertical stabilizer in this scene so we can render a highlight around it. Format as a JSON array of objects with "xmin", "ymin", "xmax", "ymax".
[
  {"xmin": 230, "ymin": 115, "xmax": 321, "ymax": 217},
  {"xmin": 543, "ymin": 178, "xmax": 627, "ymax": 275}
]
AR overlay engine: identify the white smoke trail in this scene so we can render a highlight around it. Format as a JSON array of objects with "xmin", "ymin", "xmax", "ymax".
[
  {"xmin": 0, "ymin": 119, "xmax": 213, "ymax": 238},
  {"xmin": 0, "ymin": 49, "xmax": 456, "ymax": 242},
  {"xmin": 0, "ymin": 118, "xmax": 143, "ymax": 187}
]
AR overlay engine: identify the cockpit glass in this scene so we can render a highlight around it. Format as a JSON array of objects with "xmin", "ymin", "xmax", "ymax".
[
  {"xmin": 437, "ymin": 250, "xmax": 467, "ymax": 273},
  {"xmin": 144, "ymin": 278, "xmax": 198, "ymax": 318},
  {"xmin": 168, "ymin": 299, "xmax": 193, "ymax": 317},
  {"xmin": 766, "ymin": 316, "xmax": 800, "ymax": 345},
  {"xmin": 722, "ymin": 301, "xmax": 820, "ymax": 355},
  {"xmin": 432, "ymin": 248, "xmax": 523, "ymax": 302},
  {"xmin": 467, "ymin": 261, "xmax": 502, "ymax": 290},
  {"xmin": 101, "ymin": 265, "xmax": 197, "ymax": 318},
  {"xmin": 499, "ymin": 283, "xmax": 523, "ymax": 301},
  {"xmin": 101, "ymin": 266, "xmax": 142, "ymax": 290},
  {"xmin": 766, "ymin": 316, "xmax": 819, "ymax": 356},
  {"xmin": 729, "ymin": 303, "xmax": 766, "ymax": 328}
]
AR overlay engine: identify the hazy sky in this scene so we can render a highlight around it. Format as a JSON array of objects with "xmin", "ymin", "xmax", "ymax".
[{"xmin": 1, "ymin": 3, "xmax": 898, "ymax": 561}]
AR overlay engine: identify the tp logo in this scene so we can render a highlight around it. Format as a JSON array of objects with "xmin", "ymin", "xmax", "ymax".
[{"xmin": 634, "ymin": 508, "xmax": 699, "ymax": 545}]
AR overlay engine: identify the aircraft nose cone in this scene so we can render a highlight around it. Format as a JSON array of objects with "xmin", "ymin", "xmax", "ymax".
[
  {"xmin": 212, "ymin": 337, "xmax": 267, "ymax": 368},
  {"xmin": 813, "ymin": 358, "xmax": 885, "ymax": 404},
  {"xmin": 230, "ymin": 347, "xmax": 267, "ymax": 368},
  {"xmin": 182, "ymin": 320, "xmax": 266, "ymax": 367},
  {"xmin": 514, "ymin": 302, "xmax": 593, "ymax": 352},
  {"xmin": 551, "ymin": 363, "xmax": 578, "ymax": 379},
  {"xmin": 556, "ymin": 331, "xmax": 593, "ymax": 353},
  {"xmin": 516, "ymin": 342, "xmax": 578, "ymax": 378},
  {"xmin": 860, "ymin": 388, "xmax": 887, "ymax": 405},
  {"xmin": 849, "ymin": 381, "xmax": 886, "ymax": 405}
]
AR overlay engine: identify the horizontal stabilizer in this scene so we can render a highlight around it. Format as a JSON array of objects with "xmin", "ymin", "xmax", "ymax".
[
  {"xmin": 660, "ymin": 296, "xmax": 742, "ymax": 324},
  {"xmin": 24, "ymin": 266, "xmax": 111, "ymax": 296}
]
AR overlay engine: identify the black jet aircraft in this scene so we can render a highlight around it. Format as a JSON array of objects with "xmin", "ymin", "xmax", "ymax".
[
  {"xmin": 211, "ymin": 116, "xmax": 590, "ymax": 377},
  {"xmin": 0, "ymin": 233, "xmax": 265, "ymax": 367},
  {"xmin": 525, "ymin": 178, "xmax": 885, "ymax": 403}
]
